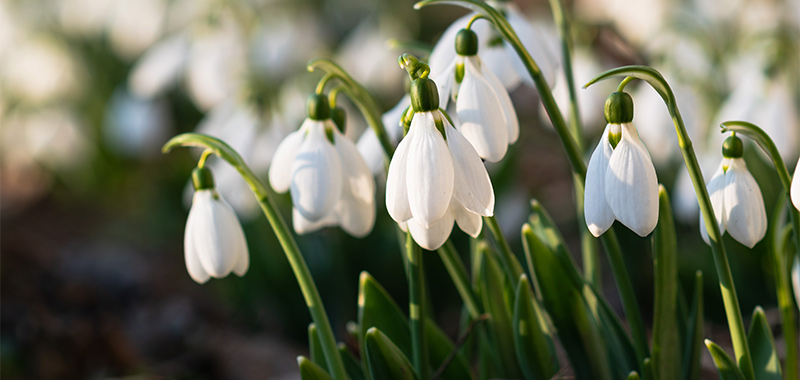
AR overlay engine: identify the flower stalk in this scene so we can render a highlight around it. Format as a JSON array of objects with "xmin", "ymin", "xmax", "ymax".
[
  {"xmin": 406, "ymin": 232, "xmax": 430, "ymax": 380},
  {"xmin": 163, "ymin": 133, "xmax": 349, "ymax": 380}
]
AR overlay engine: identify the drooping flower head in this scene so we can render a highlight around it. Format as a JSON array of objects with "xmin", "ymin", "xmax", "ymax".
[
  {"xmin": 386, "ymin": 55, "xmax": 495, "ymax": 250},
  {"xmin": 434, "ymin": 27, "xmax": 519, "ymax": 163},
  {"xmin": 184, "ymin": 166, "xmax": 250, "ymax": 284},
  {"xmin": 269, "ymin": 94, "xmax": 376, "ymax": 237},
  {"xmin": 584, "ymin": 91, "xmax": 659, "ymax": 237},
  {"xmin": 700, "ymin": 134, "xmax": 767, "ymax": 248}
]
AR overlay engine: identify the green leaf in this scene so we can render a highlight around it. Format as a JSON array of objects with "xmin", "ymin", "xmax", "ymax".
[
  {"xmin": 583, "ymin": 284, "xmax": 638, "ymax": 377},
  {"xmin": 522, "ymin": 222, "xmax": 612, "ymax": 380},
  {"xmin": 309, "ymin": 324, "xmax": 328, "ymax": 373},
  {"xmin": 706, "ymin": 340, "xmax": 747, "ymax": 380},
  {"xmin": 652, "ymin": 186, "xmax": 681, "ymax": 380},
  {"xmin": 425, "ymin": 319, "xmax": 473, "ymax": 380},
  {"xmin": 364, "ymin": 328, "xmax": 419, "ymax": 380},
  {"xmin": 299, "ymin": 356, "xmax": 335, "ymax": 380},
  {"xmin": 477, "ymin": 245, "xmax": 522, "ymax": 378},
  {"xmin": 339, "ymin": 343, "xmax": 366, "ymax": 380},
  {"xmin": 682, "ymin": 272, "xmax": 704, "ymax": 380},
  {"xmin": 627, "ymin": 371, "xmax": 641, "ymax": 380},
  {"xmin": 747, "ymin": 307, "xmax": 782, "ymax": 380},
  {"xmin": 513, "ymin": 274, "xmax": 557, "ymax": 380}
]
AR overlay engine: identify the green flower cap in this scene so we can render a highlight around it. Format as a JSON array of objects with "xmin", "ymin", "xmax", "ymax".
[
  {"xmin": 604, "ymin": 91, "xmax": 634, "ymax": 124},
  {"xmin": 455, "ymin": 28, "xmax": 479, "ymax": 56},
  {"xmin": 307, "ymin": 93, "xmax": 331, "ymax": 121},
  {"xmin": 410, "ymin": 78, "xmax": 440, "ymax": 113},
  {"xmin": 722, "ymin": 134, "xmax": 744, "ymax": 159},
  {"xmin": 192, "ymin": 166, "xmax": 215, "ymax": 191}
]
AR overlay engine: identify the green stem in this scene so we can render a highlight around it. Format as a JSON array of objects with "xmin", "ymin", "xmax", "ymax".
[
  {"xmin": 163, "ymin": 134, "xmax": 349, "ymax": 380},
  {"xmin": 438, "ymin": 241, "xmax": 482, "ymax": 318},
  {"xmin": 584, "ymin": 67, "xmax": 756, "ymax": 380},
  {"xmin": 484, "ymin": 215, "xmax": 523, "ymax": 281},
  {"xmin": 720, "ymin": 120, "xmax": 799, "ymax": 379},
  {"xmin": 407, "ymin": 233, "xmax": 430, "ymax": 380},
  {"xmin": 547, "ymin": 0, "xmax": 601, "ymax": 289},
  {"xmin": 308, "ymin": 58, "xmax": 395, "ymax": 157},
  {"xmin": 414, "ymin": 0, "xmax": 649, "ymax": 363}
]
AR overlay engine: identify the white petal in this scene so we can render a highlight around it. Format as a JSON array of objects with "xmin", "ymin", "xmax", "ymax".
[
  {"xmin": 128, "ymin": 33, "xmax": 188, "ymax": 98},
  {"xmin": 505, "ymin": 6, "xmax": 558, "ymax": 88},
  {"xmin": 445, "ymin": 120, "xmax": 494, "ymax": 216},
  {"xmin": 722, "ymin": 158, "xmax": 767, "ymax": 248},
  {"xmin": 480, "ymin": 57, "xmax": 520, "ymax": 144},
  {"xmin": 293, "ymin": 207, "xmax": 337, "ymax": 235},
  {"xmin": 433, "ymin": 60, "xmax": 457, "ymax": 110},
  {"xmin": 356, "ymin": 96, "xmax": 409, "ymax": 175},
  {"xmin": 605, "ymin": 122, "xmax": 659, "ymax": 237},
  {"xmin": 792, "ymin": 156, "xmax": 800, "ymax": 212},
  {"xmin": 192, "ymin": 190, "xmax": 245, "ymax": 278},
  {"xmin": 334, "ymin": 129, "xmax": 376, "ymax": 237},
  {"xmin": 452, "ymin": 199, "xmax": 483, "ymax": 237},
  {"xmin": 793, "ymin": 256, "xmax": 800, "ymax": 313},
  {"xmin": 428, "ymin": 14, "xmax": 470, "ymax": 78},
  {"xmin": 456, "ymin": 58, "xmax": 509, "ymax": 162},
  {"xmin": 232, "ymin": 239, "xmax": 250, "ymax": 277},
  {"xmin": 408, "ymin": 212, "xmax": 455, "ymax": 251},
  {"xmin": 385, "ymin": 121, "xmax": 415, "ymax": 223},
  {"xmin": 290, "ymin": 122, "xmax": 342, "ymax": 221},
  {"xmin": 184, "ymin": 209, "xmax": 210, "ymax": 284},
  {"xmin": 700, "ymin": 161, "xmax": 728, "ymax": 246},
  {"xmin": 480, "ymin": 45, "xmax": 522, "ymax": 90},
  {"xmin": 584, "ymin": 125, "xmax": 615, "ymax": 237},
  {"xmin": 406, "ymin": 112, "xmax": 455, "ymax": 227},
  {"xmin": 269, "ymin": 121, "xmax": 309, "ymax": 193}
]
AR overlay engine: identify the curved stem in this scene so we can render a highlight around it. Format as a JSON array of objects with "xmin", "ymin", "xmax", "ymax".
[
  {"xmin": 163, "ymin": 134, "xmax": 349, "ymax": 380},
  {"xmin": 415, "ymin": 0, "xmax": 649, "ymax": 363},
  {"xmin": 585, "ymin": 66, "xmax": 756, "ymax": 380},
  {"xmin": 308, "ymin": 58, "xmax": 395, "ymax": 156},
  {"xmin": 407, "ymin": 233, "xmax": 430, "ymax": 380},
  {"xmin": 720, "ymin": 120, "xmax": 799, "ymax": 379}
]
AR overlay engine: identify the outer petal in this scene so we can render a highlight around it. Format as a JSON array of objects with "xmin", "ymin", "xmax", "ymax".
[
  {"xmin": 129, "ymin": 33, "xmax": 188, "ymax": 98},
  {"xmin": 792, "ymin": 156, "xmax": 800, "ymax": 211},
  {"xmin": 269, "ymin": 120, "xmax": 310, "ymax": 193},
  {"xmin": 356, "ymin": 96, "xmax": 409, "ymax": 175},
  {"xmin": 480, "ymin": 57, "xmax": 520, "ymax": 144},
  {"xmin": 456, "ymin": 58, "xmax": 509, "ymax": 162},
  {"xmin": 504, "ymin": 6, "xmax": 558, "ymax": 88},
  {"xmin": 385, "ymin": 121, "xmax": 415, "ymax": 223},
  {"xmin": 433, "ymin": 60, "xmax": 458, "ymax": 110},
  {"xmin": 605, "ymin": 122, "xmax": 659, "ymax": 237},
  {"xmin": 407, "ymin": 212, "xmax": 455, "ymax": 251},
  {"xmin": 334, "ymin": 129, "xmax": 376, "ymax": 237},
  {"xmin": 793, "ymin": 256, "xmax": 800, "ymax": 313},
  {"xmin": 700, "ymin": 161, "xmax": 728, "ymax": 246},
  {"xmin": 428, "ymin": 14, "xmax": 470, "ymax": 78},
  {"xmin": 451, "ymin": 199, "xmax": 483, "ymax": 237},
  {"xmin": 184, "ymin": 208, "xmax": 210, "ymax": 284},
  {"xmin": 406, "ymin": 112, "xmax": 455, "ymax": 227},
  {"xmin": 193, "ymin": 190, "xmax": 244, "ymax": 278},
  {"xmin": 293, "ymin": 207, "xmax": 337, "ymax": 235},
  {"xmin": 445, "ymin": 119, "xmax": 494, "ymax": 216},
  {"xmin": 722, "ymin": 158, "xmax": 767, "ymax": 248},
  {"xmin": 584, "ymin": 125, "xmax": 615, "ymax": 237},
  {"xmin": 290, "ymin": 121, "xmax": 342, "ymax": 221},
  {"xmin": 480, "ymin": 44, "xmax": 522, "ymax": 90}
]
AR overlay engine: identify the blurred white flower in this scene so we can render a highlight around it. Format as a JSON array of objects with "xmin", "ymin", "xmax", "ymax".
[
  {"xmin": 700, "ymin": 154, "xmax": 767, "ymax": 248},
  {"xmin": 269, "ymin": 109, "xmax": 376, "ymax": 237},
  {"xmin": 250, "ymin": 10, "xmax": 329, "ymax": 78},
  {"xmin": 106, "ymin": 0, "xmax": 167, "ymax": 60},
  {"xmin": 186, "ymin": 18, "xmax": 247, "ymax": 111},
  {"xmin": 6, "ymin": 108, "xmax": 94, "ymax": 173},
  {"xmin": 184, "ymin": 170, "xmax": 249, "ymax": 284},
  {"xmin": 59, "ymin": 0, "xmax": 115, "ymax": 37},
  {"xmin": 357, "ymin": 95, "xmax": 409, "ymax": 175},
  {"xmin": 428, "ymin": 2, "xmax": 559, "ymax": 90},
  {"xmin": 575, "ymin": 0, "xmax": 667, "ymax": 47},
  {"xmin": 548, "ymin": 47, "xmax": 612, "ymax": 135},
  {"xmin": 386, "ymin": 110, "xmax": 494, "ymax": 250},
  {"xmin": 128, "ymin": 33, "xmax": 190, "ymax": 98},
  {"xmin": 791, "ymin": 156, "xmax": 800, "ymax": 211},
  {"xmin": 585, "ymin": 122, "xmax": 659, "ymax": 237},
  {"xmin": 103, "ymin": 87, "xmax": 172, "ymax": 158},
  {"xmin": 336, "ymin": 18, "xmax": 407, "ymax": 95},
  {"xmin": 1, "ymin": 35, "xmax": 83, "ymax": 105}
]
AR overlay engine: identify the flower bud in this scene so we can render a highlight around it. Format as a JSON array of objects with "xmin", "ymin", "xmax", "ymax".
[
  {"xmin": 455, "ymin": 29, "xmax": 479, "ymax": 56},
  {"xmin": 331, "ymin": 106, "xmax": 346, "ymax": 133},
  {"xmin": 192, "ymin": 166, "xmax": 215, "ymax": 190},
  {"xmin": 722, "ymin": 134, "xmax": 744, "ymax": 159},
  {"xmin": 604, "ymin": 91, "xmax": 634, "ymax": 124},
  {"xmin": 410, "ymin": 78, "xmax": 440, "ymax": 113},
  {"xmin": 307, "ymin": 93, "xmax": 331, "ymax": 121}
]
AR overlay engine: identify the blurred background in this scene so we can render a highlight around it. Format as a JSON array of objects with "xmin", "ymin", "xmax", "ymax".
[{"xmin": 1, "ymin": 0, "xmax": 798, "ymax": 378}]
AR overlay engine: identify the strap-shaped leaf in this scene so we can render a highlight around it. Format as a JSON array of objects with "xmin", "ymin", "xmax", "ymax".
[
  {"xmin": 747, "ymin": 307, "xmax": 782, "ymax": 380},
  {"xmin": 299, "ymin": 356, "xmax": 335, "ymax": 380},
  {"xmin": 683, "ymin": 272, "xmax": 704, "ymax": 380},
  {"xmin": 364, "ymin": 328, "xmax": 419, "ymax": 380},
  {"xmin": 706, "ymin": 340, "xmax": 747, "ymax": 380},
  {"xmin": 513, "ymin": 274, "xmax": 558, "ymax": 380},
  {"xmin": 339, "ymin": 343, "xmax": 366, "ymax": 380},
  {"xmin": 309, "ymin": 324, "xmax": 328, "ymax": 372},
  {"xmin": 583, "ymin": 284, "xmax": 638, "ymax": 377},
  {"xmin": 652, "ymin": 186, "xmax": 681, "ymax": 380}
]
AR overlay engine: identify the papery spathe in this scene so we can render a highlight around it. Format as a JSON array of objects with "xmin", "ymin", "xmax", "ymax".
[{"xmin": 184, "ymin": 189, "xmax": 249, "ymax": 284}]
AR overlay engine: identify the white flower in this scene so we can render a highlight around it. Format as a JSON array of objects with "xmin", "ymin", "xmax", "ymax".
[
  {"xmin": 428, "ymin": 3, "xmax": 558, "ymax": 90},
  {"xmin": 584, "ymin": 122, "xmax": 659, "ymax": 237},
  {"xmin": 184, "ymin": 188, "xmax": 250, "ymax": 284},
  {"xmin": 793, "ymin": 256, "xmax": 800, "ymax": 313},
  {"xmin": 435, "ymin": 50, "xmax": 519, "ymax": 163},
  {"xmin": 792, "ymin": 156, "xmax": 800, "ymax": 211},
  {"xmin": 699, "ymin": 157, "xmax": 767, "ymax": 248},
  {"xmin": 386, "ymin": 110, "xmax": 494, "ymax": 250},
  {"xmin": 270, "ymin": 118, "xmax": 376, "ymax": 237},
  {"xmin": 356, "ymin": 95, "xmax": 409, "ymax": 175}
]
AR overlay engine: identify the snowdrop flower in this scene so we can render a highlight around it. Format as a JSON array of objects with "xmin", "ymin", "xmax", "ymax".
[
  {"xmin": 700, "ymin": 134, "xmax": 767, "ymax": 248},
  {"xmin": 386, "ymin": 65, "xmax": 495, "ymax": 250},
  {"xmin": 356, "ymin": 95, "xmax": 408, "ymax": 175},
  {"xmin": 790, "ymin": 156, "xmax": 799, "ymax": 211},
  {"xmin": 184, "ymin": 166, "xmax": 249, "ymax": 284},
  {"xmin": 269, "ymin": 94, "xmax": 376, "ymax": 237},
  {"xmin": 434, "ymin": 28, "xmax": 519, "ymax": 162},
  {"xmin": 428, "ymin": 1, "xmax": 558, "ymax": 90},
  {"xmin": 584, "ymin": 91, "xmax": 659, "ymax": 237}
]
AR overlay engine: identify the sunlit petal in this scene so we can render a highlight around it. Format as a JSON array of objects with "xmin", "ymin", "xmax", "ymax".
[
  {"xmin": 722, "ymin": 158, "xmax": 767, "ymax": 248},
  {"xmin": 406, "ymin": 112, "xmax": 454, "ymax": 227},
  {"xmin": 290, "ymin": 122, "xmax": 342, "ymax": 221},
  {"xmin": 456, "ymin": 58, "xmax": 509, "ymax": 162},
  {"xmin": 446, "ymin": 119, "xmax": 494, "ymax": 216},
  {"xmin": 584, "ymin": 125, "xmax": 615, "ymax": 237}
]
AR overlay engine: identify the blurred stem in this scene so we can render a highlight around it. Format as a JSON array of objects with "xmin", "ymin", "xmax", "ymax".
[
  {"xmin": 720, "ymin": 120, "xmax": 799, "ymax": 379},
  {"xmin": 438, "ymin": 241, "xmax": 482, "ymax": 319},
  {"xmin": 307, "ymin": 58, "xmax": 395, "ymax": 157},
  {"xmin": 163, "ymin": 134, "xmax": 349, "ymax": 380},
  {"xmin": 484, "ymin": 215, "xmax": 523, "ymax": 281},
  {"xmin": 585, "ymin": 66, "xmax": 755, "ymax": 380},
  {"xmin": 547, "ymin": 0, "xmax": 601, "ymax": 289},
  {"xmin": 414, "ymin": 0, "xmax": 649, "ymax": 364},
  {"xmin": 406, "ymin": 233, "xmax": 430, "ymax": 380}
]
